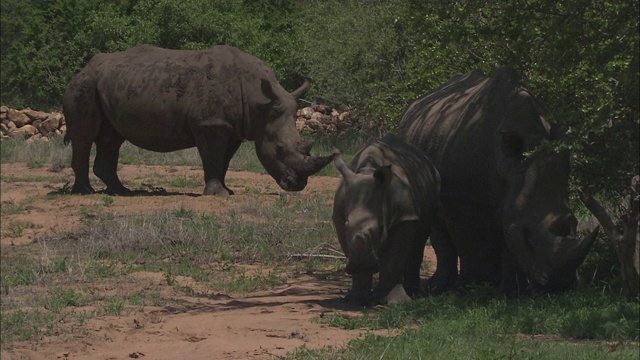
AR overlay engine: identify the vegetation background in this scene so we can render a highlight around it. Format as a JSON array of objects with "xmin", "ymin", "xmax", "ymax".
[
  {"xmin": 0, "ymin": 1, "xmax": 638, "ymax": 356},
  {"xmin": 1, "ymin": 0, "xmax": 638, "ymax": 197}
]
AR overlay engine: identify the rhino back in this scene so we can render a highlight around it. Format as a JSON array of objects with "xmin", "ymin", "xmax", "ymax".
[
  {"xmin": 350, "ymin": 134, "xmax": 440, "ymax": 223},
  {"xmin": 398, "ymin": 67, "xmax": 546, "ymax": 207},
  {"xmin": 85, "ymin": 45, "xmax": 274, "ymax": 151}
]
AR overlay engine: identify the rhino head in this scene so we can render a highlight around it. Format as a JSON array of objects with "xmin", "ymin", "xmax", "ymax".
[
  {"xmin": 252, "ymin": 79, "xmax": 334, "ymax": 191},
  {"xmin": 497, "ymin": 90, "xmax": 598, "ymax": 292},
  {"xmin": 334, "ymin": 153, "xmax": 393, "ymax": 275}
]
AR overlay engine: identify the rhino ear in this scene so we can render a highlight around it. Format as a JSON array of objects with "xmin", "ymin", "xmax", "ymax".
[
  {"xmin": 290, "ymin": 80, "xmax": 310, "ymax": 99},
  {"xmin": 373, "ymin": 165, "xmax": 393, "ymax": 186},
  {"xmin": 260, "ymin": 78, "xmax": 277, "ymax": 103}
]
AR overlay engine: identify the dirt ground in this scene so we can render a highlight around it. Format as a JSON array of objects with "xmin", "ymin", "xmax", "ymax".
[{"xmin": 0, "ymin": 163, "xmax": 437, "ymax": 360}]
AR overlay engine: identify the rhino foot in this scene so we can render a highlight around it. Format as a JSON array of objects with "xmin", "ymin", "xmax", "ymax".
[
  {"xmin": 343, "ymin": 291, "xmax": 372, "ymax": 307},
  {"xmin": 204, "ymin": 180, "xmax": 232, "ymax": 196},
  {"xmin": 71, "ymin": 183, "xmax": 95, "ymax": 195}
]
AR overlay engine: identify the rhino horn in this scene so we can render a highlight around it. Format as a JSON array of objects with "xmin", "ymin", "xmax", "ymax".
[
  {"xmin": 290, "ymin": 80, "xmax": 310, "ymax": 99},
  {"xmin": 285, "ymin": 154, "xmax": 332, "ymax": 178},
  {"xmin": 548, "ymin": 225, "xmax": 599, "ymax": 268}
]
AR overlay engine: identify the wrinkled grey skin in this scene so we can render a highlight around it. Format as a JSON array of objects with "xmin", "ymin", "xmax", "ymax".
[
  {"xmin": 398, "ymin": 67, "xmax": 599, "ymax": 295},
  {"xmin": 332, "ymin": 134, "xmax": 440, "ymax": 306},
  {"xmin": 63, "ymin": 45, "xmax": 333, "ymax": 195}
]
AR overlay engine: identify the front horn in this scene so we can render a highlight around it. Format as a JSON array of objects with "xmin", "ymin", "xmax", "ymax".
[
  {"xmin": 548, "ymin": 226, "xmax": 600, "ymax": 268},
  {"xmin": 294, "ymin": 154, "xmax": 335, "ymax": 176}
]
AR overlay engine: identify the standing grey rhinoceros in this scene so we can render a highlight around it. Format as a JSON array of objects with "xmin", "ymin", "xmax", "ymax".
[
  {"xmin": 62, "ymin": 45, "xmax": 334, "ymax": 195},
  {"xmin": 397, "ymin": 67, "xmax": 599, "ymax": 294},
  {"xmin": 332, "ymin": 133, "xmax": 440, "ymax": 305}
]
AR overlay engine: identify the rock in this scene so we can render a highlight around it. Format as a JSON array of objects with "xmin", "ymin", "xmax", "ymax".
[
  {"xmin": 21, "ymin": 108, "xmax": 50, "ymax": 122},
  {"xmin": 295, "ymin": 118, "xmax": 306, "ymax": 131},
  {"xmin": 312, "ymin": 103, "xmax": 329, "ymax": 114},
  {"xmin": 0, "ymin": 105, "xmax": 69, "ymax": 141},
  {"xmin": 21, "ymin": 124, "xmax": 38, "ymax": 136},
  {"xmin": 32, "ymin": 119, "xmax": 43, "ymax": 131},
  {"xmin": 7, "ymin": 108, "xmax": 31, "ymax": 127},
  {"xmin": 310, "ymin": 112, "xmax": 331, "ymax": 123},
  {"xmin": 0, "ymin": 103, "xmax": 349, "ymax": 140},
  {"xmin": 6, "ymin": 121, "xmax": 17, "ymax": 132},
  {"xmin": 306, "ymin": 118, "xmax": 322, "ymax": 130},
  {"xmin": 9, "ymin": 124, "xmax": 38, "ymax": 139},
  {"xmin": 52, "ymin": 112, "xmax": 65, "ymax": 125},
  {"xmin": 297, "ymin": 107, "xmax": 315, "ymax": 119},
  {"xmin": 39, "ymin": 115, "xmax": 60, "ymax": 135}
]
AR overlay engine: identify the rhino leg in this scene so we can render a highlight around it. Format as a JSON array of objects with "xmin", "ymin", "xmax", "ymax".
[
  {"xmin": 448, "ymin": 204, "xmax": 502, "ymax": 288},
  {"xmin": 70, "ymin": 138, "xmax": 96, "ymax": 194},
  {"xmin": 403, "ymin": 222, "xmax": 430, "ymax": 297},
  {"xmin": 333, "ymin": 187, "xmax": 373, "ymax": 305},
  {"xmin": 345, "ymin": 273, "xmax": 373, "ymax": 306},
  {"xmin": 65, "ymin": 73, "xmax": 100, "ymax": 195},
  {"xmin": 195, "ymin": 127, "xmax": 236, "ymax": 196},
  {"xmin": 220, "ymin": 139, "xmax": 242, "ymax": 195},
  {"xmin": 372, "ymin": 222, "xmax": 417, "ymax": 305},
  {"xmin": 427, "ymin": 218, "xmax": 458, "ymax": 293},
  {"xmin": 93, "ymin": 121, "xmax": 128, "ymax": 195}
]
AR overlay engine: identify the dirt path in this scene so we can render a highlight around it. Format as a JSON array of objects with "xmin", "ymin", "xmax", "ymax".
[{"xmin": 0, "ymin": 163, "xmax": 436, "ymax": 359}]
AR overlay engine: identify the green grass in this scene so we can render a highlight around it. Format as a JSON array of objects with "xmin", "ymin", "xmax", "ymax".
[
  {"xmin": 0, "ymin": 133, "xmax": 366, "ymax": 175},
  {"xmin": 2, "ymin": 220, "xmax": 41, "ymax": 238},
  {"xmin": 296, "ymin": 287, "xmax": 639, "ymax": 359},
  {"xmin": 0, "ymin": 174, "xmax": 64, "ymax": 183},
  {"xmin": 0, "ymin": 200, "xmax": 35, "ymax": 216},
  {"xmin": 2, "ymin": 135, "xmax": 638, "ymax": 357},
  {"xmin": 0, "ymin": 136, "xmax": 71, "ymax": 170}
]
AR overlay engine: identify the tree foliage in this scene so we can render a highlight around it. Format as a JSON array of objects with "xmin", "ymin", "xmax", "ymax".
[{"xmin": 1, "ymin": 0, "xmax": 637, "ymax": 196}]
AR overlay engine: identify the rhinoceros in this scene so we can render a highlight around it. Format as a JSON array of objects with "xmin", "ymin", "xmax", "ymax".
[
  {"xmin": 62, "ymin": 45, "xmax": 333, "ymax": 195},
  {"xmin": 397, "ymin": 67, "xmax": 599, "ymax": 294},
  {"xmin": 332, "ymin": 133, "xmax": 440, "ymax": 305}
]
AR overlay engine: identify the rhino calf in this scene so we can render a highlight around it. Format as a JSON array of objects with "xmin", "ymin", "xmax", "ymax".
[{"xmin": 332, "ymin": 133, "xmax": 440, "ymax": 306}]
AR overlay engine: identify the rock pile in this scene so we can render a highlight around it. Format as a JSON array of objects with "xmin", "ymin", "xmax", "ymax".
[
  {"xmin": 296, "ymin": 104, "xmax": 351, "ymax": 135},
  {"xmin": 0, "ymin": 102, "xmax": 350, "ymax": 141},
  {"xmin": 1, "ymin": 106, "xmax": 66, "ymax": 141}
]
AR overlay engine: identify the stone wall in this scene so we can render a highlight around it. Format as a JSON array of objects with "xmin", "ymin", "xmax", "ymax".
[
  {"xmin": 1, "ymin": 106, "xmax": 66, "ymax": 142},
  {"xmin": 296, "ymin": 104, "xmax": 351, "ymax": 135},
  {"xmin": 0, "ymin": 103, "xmax": 350, "ymax": 141}
]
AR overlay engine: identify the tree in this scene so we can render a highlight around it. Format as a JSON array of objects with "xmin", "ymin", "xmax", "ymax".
[{"xmin": 579, "ymin": 177, "xmax": 640, "ymax": 302}]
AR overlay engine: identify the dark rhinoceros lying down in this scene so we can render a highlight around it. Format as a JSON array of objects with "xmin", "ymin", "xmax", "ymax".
[
  {"xmin": 398, "ymin": 67, "xmax": 599, "ymax": 294},
  {"xmin": 63, "ymin": 45, "xmax": 333, "ymax": 195},
  {"xmin": 332, "ymin": 133, "xmax": 440, "ymax": 305}
]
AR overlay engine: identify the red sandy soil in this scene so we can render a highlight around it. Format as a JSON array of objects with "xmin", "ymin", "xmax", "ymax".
[{"xmin": 0, "ymin": 163, "xmax": 436, "ymax": 360}]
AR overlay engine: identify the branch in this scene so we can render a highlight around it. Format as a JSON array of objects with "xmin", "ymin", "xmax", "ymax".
[{"xmin": 577, "ymin": 187, "xmax": 621, "ymax": 244}]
